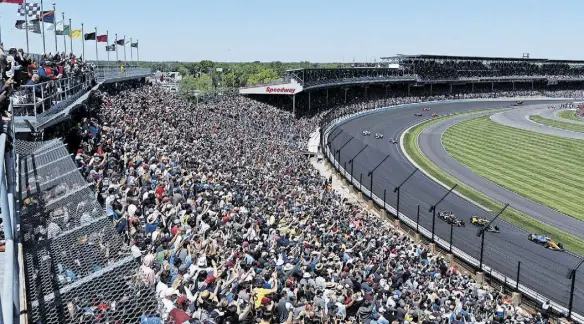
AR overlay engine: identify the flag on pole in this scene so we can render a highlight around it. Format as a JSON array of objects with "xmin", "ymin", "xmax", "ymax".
[
  {"xmin": 106, "ymin": 44, "xmax": 115, "ymax": 51},
  {"xmin": 125, "ymin": 40, "xmax": 130, "ymax": 45},
  {"xmin": 1, "ymin": 0, "xmax": 24, "ymax": 4},
  {"xmin": 15, "ymin": 18, "xmax": 40, "ymax": 32},
  {"xmin": 96, "ymin": 34, "xmax": 108, "ymax": 42},
  {"xmin": 70, "ymin": 29, "xmax": 82, "ymax": 39},
  {"xmin": 39, "ymin": 10, "xmax": 54, "ymax": 23},
  {"xmin": 130, "ymin": 41, "xmax": 138, "ymax": 48},
  {"xmin": 48, "ymin": 20, "xmax": 61, "ymax": 30},
  {"xmin": 84, "ymin": 32, "xmax": 96, "ymax": 40},
  {"xmin": 115, "ymin": 38, "xmax": 125, "ymax": 46},
  {"xmin": 17, "ymin": 3, "xmax": 40, "ymax": 17},
  {"xmin": 56, "ymin": 24, "xmax": 70, "ymax": 36}
]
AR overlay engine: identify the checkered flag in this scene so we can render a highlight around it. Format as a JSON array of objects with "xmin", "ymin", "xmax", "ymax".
[{"xmin": 17, "ymin": 3, "xmax": 41, "ymax": 18}]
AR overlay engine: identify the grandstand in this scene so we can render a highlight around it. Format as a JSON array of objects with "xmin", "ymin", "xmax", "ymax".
[
  {"xmin": 3, "ymin": 50, "xmax": 584, "ymax": 323},
  {"xmin": 239, "ymin": 54, "xmax": 584, "ymax": 115},
  {"xmin": 0, "ymin": 51, "xmax": 150, "ymax": 322}
]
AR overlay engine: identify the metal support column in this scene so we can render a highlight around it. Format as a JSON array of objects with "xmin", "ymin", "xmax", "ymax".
[{"xmin": 308, "ymin": 91, "xmax": 311, "ymax": 111}]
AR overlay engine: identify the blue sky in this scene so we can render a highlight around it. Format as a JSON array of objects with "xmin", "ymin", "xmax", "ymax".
[{"xmin": 0, "ymin": 0, "xmax": 582, "ymax": 63}]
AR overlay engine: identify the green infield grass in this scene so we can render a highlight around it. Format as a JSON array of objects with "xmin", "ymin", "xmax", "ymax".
[
  {"xmin": 529, "ymin": 115, "xmax": 584, "ymax": 133},
  {"xmin": 557, "ymin": 110, "xmax": 583, "ymax": 122},
  {"xmin": 403, "ymin": 113, "xmax": 584, "ymax": 255}
]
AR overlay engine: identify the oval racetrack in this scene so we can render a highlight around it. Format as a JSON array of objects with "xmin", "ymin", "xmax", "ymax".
[{"xmin": 326, "ymin": 100, "xmax": 584, "ymax": 315}]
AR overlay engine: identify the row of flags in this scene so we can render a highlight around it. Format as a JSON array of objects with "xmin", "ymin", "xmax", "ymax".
[{"xmin": 8, "ymin": 1, "xmax": 139, "ymax": 51}]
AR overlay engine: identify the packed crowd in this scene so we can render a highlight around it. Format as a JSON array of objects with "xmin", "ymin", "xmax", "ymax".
[
  {"xmin": 63, "ymin": 83, "xmax": 568, "ymax": 324},
  {"xmin": 401, "ymin": 59, "xmax": 584, "ymax": 80},
  {"xmin": 0, "ymin": 47, "xmax": 95, "ymax": 116}
]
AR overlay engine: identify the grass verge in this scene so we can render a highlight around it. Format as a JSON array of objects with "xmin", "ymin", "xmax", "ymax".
[
  {"xmin": 557, "ymin": 110, "xmax": 583, "ymax": 122},
  {"xmin": 530, "ymin": 115, "xmax": 584, "ymax": 133},
  {"xmin": 403, "ymin": 112, "xmax": 584, "ymax": 255}
]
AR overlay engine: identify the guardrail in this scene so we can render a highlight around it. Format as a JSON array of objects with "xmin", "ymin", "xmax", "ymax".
[
  {"xmin": 94, "ymin": 67, "xmax": 151, "ymax": 82},
  {"xmin": 320, "ymin": 99, "xmax": 584, "ymax": 324},
  {"xmin": 1, "ymin": 99, "xmax": 20, "ymax": 324},
  {"xmin": 12, "ymin": 72, "xmax": 94, "ymax": 118}
]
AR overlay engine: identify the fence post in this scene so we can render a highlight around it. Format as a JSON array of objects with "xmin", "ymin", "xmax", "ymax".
[
  {"xmin": 568, "ymin": 269, "xmax": 577, "ymax": 319},
  {"xmin": 515, "ymin": 261, "xmax": 521, "ymax": 291},
  {"xmin": 383, "ymin": 189, "xmax": 386, "ymax": 210},
  {"xmin": 416, "ymin": 204, "xmax": 420, "ymax": 233},
  {"xmin": 449, "ymin": 224, "xmax": 454, "ymax": 253},
  {"xmin": 359, "ymin": 173, "xmax": 362, "ymax": 191}
]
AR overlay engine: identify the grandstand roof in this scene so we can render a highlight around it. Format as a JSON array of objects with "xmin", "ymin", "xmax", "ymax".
[{"xmin": 380, "ymin": 54, "xmax": 584, "ymax": 64}]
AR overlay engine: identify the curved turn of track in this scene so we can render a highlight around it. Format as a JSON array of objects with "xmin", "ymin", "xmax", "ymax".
[
  {"xmin": 420, "ymin": 108, "xmax": 584, "ymax": 239},
  {"xmin": 327, "ymin": 100, "xmax": 583, "ymax": 315},
  {"xmin": 491, "ymin": 105, "xmax": 584, "ymax": 139},
  {"xmin": 539, "ymin": 108, "xmax": 584, "ymax": 125}
]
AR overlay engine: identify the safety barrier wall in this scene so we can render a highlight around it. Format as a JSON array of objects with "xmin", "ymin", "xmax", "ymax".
[{"xmin": 319, "ymin": 98, "xmax": 584, "ymax": 324}]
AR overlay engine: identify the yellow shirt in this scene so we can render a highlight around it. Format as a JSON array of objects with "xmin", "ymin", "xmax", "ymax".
[{"xmin": 253, "ymin": 288, "xmax": 273, "ymax": 308}]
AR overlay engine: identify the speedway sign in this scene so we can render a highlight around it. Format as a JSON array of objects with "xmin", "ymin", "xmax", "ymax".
[{"xmin": 239, "ymin": 83, "xmax": 303, "ymax": 95}]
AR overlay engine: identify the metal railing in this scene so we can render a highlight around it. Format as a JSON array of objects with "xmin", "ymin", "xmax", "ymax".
[
  {"xmin": 93, "ymin": 67, "xmax": 151, "ymax": 82},
  {"xmin": 320, "ymin": 99, "xmax": 584, "ymax": 323},
  {"xmin": 12, "ymin": 72, "xmax": 95, "ymax": 118},
  {"xmin": 1, "ymin": 99, "xmax": 20, "ymax": 324}
]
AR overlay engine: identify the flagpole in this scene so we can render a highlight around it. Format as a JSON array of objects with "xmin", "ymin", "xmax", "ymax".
[
  {"xmin": 24, "ymin": 0, "xmax": 30, "ymax": 53},
  {"xmin": 123, "ymin": 34, "xmax": 127, "ymax": 65},
  {"xmin": 68, "ymin": 18, "xmax": 72, "ymax": 54},
  {"xmin": 107, "ymin": 30, "xmax": 110, "ymax": 70},
  {"xmin": 62, "ymin": 12, "xmax": 66, "ymax": 53},
  {"xmin": 95, "ymin": 27, "xmax": 98, "ymax": 64},
  {"xmin": 81, "ymin": 23, "xmax": 84, "ymax": 60},
  {"xmin": 136, "ymin": 39, "xmax": 139, "ymax": 62},
  {"xmin": 53, "ymin": 2, "xmax": 57, "ymax": 53},
  {"xmin": 0, "ymin": 15, "xmax": 3, "ymax": 46},
  {"xmin": 40, "ymin": 0, "xmax": 46, "ymax": 54},
  {"xmin": 115, "ymin": 33, "xmax": 118, "ymax": 62},
  {"xmin": 130, "ymin": 38, "xmax": 133, "ymax": 65}
]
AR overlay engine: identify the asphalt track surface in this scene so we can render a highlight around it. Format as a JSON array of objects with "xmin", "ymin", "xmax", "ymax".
[
  {"xmin": 420, "ymin": 109, "xmax": 584, "ymax": 239},
  {"xmin": 491, "ymin": 105, "xmax": 584, "ymax": 140},
  {"xmin": 327, "ymin": 100, "xmax": 584, "ymax": 315},
  {"xmin": 539, "ymin": 108, "xmax": 584, "ymax": 125}
]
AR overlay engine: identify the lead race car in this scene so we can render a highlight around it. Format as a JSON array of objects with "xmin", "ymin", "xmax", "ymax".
[
  {"xmin": 362, "ymin": 130, "xmax": 371, "ymax": 136},
  {"xmin": 375, "ymin": 133, "xmax": 384, "ymax": 139},
  {"xmin": 513, "ymin": 101, "xmax": 524, "ymax": 106},
  {"xmin": 438, "ymin": 210, "xmax": 465, "ymax": 227},
  {"xmin": 528, "ymin": 233, "xmax": 564, "ymax": 251},
  {"xmin": 423, "ymin": 107, "xmax": 431, "ymax": 111},
  {"xmin": 414, "ymin": 113, "xmax": 423, "ymax": 117},
  {"xmin": 470, "ymin": 216, "xmax": 500, "ymax": 233}
]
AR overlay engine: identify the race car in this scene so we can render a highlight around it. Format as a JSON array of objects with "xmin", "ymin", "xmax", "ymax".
[
  {"xmin": 528, "ymin": 233, "xmax": 564, "ymax": 251},
  {"xmin": 438, "ymin": 211, "xmax": 465, "ymax": 227},
  {"xmin": 513, "ymin": 101, "xmax": 524, "ymax": 106},
  {"xmin": 363, "ymin": 130, "xmax": 371, "ymax": 136},
  {"xmin": 414, "ymin": 113, "xmax": 423, "ymax": 117},
  {"xmin": 389, "ymin": 138, "xmax": 398, "ymax": 144},
  {"xmin": 423, "ymin": 107, "xmax": 431, "ymax": 111},
  {"xmin": 431, "ymin": 113, "xmax": 439, "ymax": 118},
  {"xmin": 470, "ymin": 216, "xmax": 500, "ymax": 233},
  {"xmin": 375, "ymin": 133, "xmax": 384, "ymax": 139}
]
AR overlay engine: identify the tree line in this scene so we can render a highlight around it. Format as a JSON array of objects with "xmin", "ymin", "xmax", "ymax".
[{"xmin": 137, "ymin": 60, "xmax": 344, "ymax": 97}]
